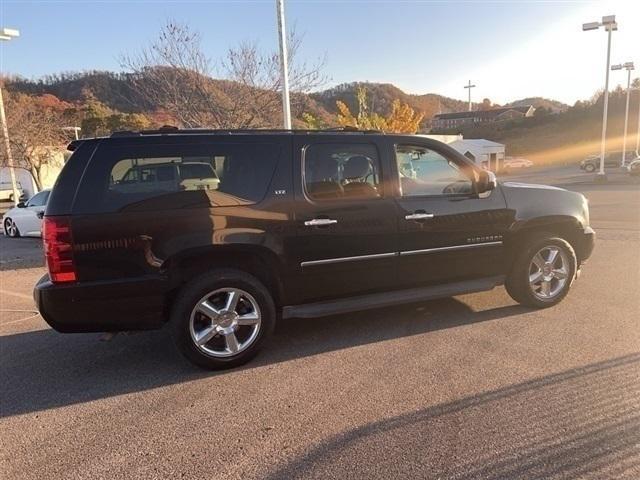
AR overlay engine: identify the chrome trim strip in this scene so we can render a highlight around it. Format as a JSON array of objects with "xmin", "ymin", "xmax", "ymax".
[
  {"xmin": 399, "ymin": 241, "xmax": 503, "ymax": 256},
  {"xmin": 301, "ymin": 252, "xmax": 397, "ymax": 267},
  {"xmin": 301, "ymin": 241, "xmax": 503, "ymax": 267}
]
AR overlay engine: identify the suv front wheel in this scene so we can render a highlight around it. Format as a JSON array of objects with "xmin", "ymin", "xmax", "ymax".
[
  {"xmin": 505, "ymin": 235, "xmax": 577, "ymax": 308},
  {"xmin": 171, "ymin": 269, "xmax": 276, "ymax": 369}
]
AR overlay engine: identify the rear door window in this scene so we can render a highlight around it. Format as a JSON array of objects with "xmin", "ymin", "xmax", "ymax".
[
  {"xmin": 303, "ymin": 143, "xmax": 382, "ymax": 201},
  {"xmin": 74, "ymin": 142, "xmax": 281, "ymax": 213}
]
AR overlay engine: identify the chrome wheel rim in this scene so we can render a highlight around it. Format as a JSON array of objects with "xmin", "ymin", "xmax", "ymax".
[
  {"xmin": 189, "ymin": 288, "xmax": 261, "ymax": 358},
  {"xmin": 529, "ymin": 246, "xmax": 570, "ymax": 300},
  {"xmin": 5, "ymin": 220, "xmax": 16, "ymax": 237}
]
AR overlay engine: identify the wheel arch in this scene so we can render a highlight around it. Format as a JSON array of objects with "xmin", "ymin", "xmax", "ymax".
[
  {"xmin": 505, "ymin": 216, "xmax": 586, "ymax": 264},
  {"xmin": 164, "ymin": 244, "xmax": 287, "ymax": 309}
]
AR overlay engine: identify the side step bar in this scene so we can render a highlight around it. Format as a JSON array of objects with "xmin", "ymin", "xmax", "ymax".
[{"xmin": 282, "ymin": 276, "xmax": 505, "ymax": 319}]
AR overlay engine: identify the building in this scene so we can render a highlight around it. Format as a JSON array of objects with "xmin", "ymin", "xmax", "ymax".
[
  {"xmin": 0, "ymin": 146, "xmax": 66, "ymax": 197},
  {"xmin": 448, "ymin": 138, "xmax": 505, "ymax": 172},
  {"xmin": 418, "ymin": 134, "xmax": 463, "ymax": 144},
  {"xmin": 432, "ymin": 105, "xmax": 535, "ymax": 130}
]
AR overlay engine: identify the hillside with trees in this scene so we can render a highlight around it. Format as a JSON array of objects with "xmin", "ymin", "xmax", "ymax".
[
  {"xmin": 1, "ymin": 19, "xmax": 638, "ymax": 180},
  {"xmin": 432, "ymin": 81, "xmax": 640, "ymax": 164}
]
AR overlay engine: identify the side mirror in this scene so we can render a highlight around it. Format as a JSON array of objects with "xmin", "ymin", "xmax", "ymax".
[
  {"xmin": 477, "ymin": 171, "xmax": 497, "ymax": 194},
  {"xmin": 16, "ymin": 201, "xmax": 26, "ymax": 208}
]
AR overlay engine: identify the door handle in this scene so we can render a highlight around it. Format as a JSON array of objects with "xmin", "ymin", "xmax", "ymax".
[
  {"xmin": 405, "ymin": 212, "xmax": 434, "ymax": 221},
  {"xmin": 305, "ymin": 218, "xmax": 338, "ymax": 227}
]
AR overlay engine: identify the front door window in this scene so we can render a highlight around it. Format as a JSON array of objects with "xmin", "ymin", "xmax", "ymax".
[{"xmin": 395, "ymin": 145, "xmax": 473, "ymax": 197}]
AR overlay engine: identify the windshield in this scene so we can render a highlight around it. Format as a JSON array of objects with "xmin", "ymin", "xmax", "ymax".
[{"xmin": 179, "ymin": 163, "xmax": 217, "ymax": 180}]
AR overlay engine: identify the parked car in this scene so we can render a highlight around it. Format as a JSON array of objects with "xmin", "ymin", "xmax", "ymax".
[
  {"xmin": 579, "ymin": 151, "xmax": 635, "ymax": 172},
  {"xmin": 626, "ymin": 157, "xmax": 640, "ymax": 176},
  {"xmin": 111, "ymin": 161, "xmax": 220, "ymax": 194},
  {"xmin": 2, "ymin": 189, "xmax": 51, "ymax": 237},
  {"xmin": 34, "ymin": 128, "xmax": 595, "ymax": 369},
  {"xmin": 503, "ymin": 157, "xmax": 533, "ymax": 173},
  {"xmin": 0, "ymin": 181, "xmax": 27, "ymax": 203}
]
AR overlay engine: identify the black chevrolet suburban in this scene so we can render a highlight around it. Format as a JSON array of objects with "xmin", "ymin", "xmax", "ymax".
[{"xmin": 35, "ymin": 128, "xmax": 595, "ymax": 369}]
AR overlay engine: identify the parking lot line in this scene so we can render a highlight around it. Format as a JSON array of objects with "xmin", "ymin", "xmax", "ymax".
[{"xmin": 0, "ymin": 288, "xmax": 33, "ymax": 300}]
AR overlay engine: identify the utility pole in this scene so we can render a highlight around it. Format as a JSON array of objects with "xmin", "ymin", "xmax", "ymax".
[
  {"xmin": 464, "ymin": 80, "xmax": 476, "ymax": 111},
  {"xmin": 611, "ymin": 62, "xmax": 635, "ymax": 166},
  {"xmin": 636, "ymin": 85, "xmax": 640, "ymax": 157},
  {"xmin": 276, "ymin": 0, "xmax": 292, "ymax": 129},
  {"xmin": 582, "ymin": 15, "xmax": 618, "ymax": 182},
  {"xmin": 0, "ymin": 27, "xmax": 20, "ymax": 205}
]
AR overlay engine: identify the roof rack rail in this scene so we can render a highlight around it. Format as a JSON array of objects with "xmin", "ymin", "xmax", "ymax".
[{"xmin": 110, "ymin": 125, "xmax": 385, "ymax": 137}]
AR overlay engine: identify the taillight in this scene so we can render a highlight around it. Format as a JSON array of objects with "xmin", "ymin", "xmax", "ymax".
[{"xmin": 43, "ymin": 216, "xmax": 77, "ymax": 283}]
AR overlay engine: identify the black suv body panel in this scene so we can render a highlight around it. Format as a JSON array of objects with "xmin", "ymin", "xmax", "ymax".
[
  {"xmin": 45, "ymin": 139, "xmax": 99, "ymax": 216},
  {"xmin": 35, "ymin": 132, "xmax": 595, "ymax": 333},
  {"xmin": 34, "ymin": 273, "xmax": 167, "ymax": 332}
]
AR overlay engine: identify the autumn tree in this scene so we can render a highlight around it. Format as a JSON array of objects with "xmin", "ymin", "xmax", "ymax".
[
  {"xmin": 0, "ymin": 87, "xmax": 67, "ymax": 190},
  {"xmin": 301, "ymin": 112, "xmax": 326, "ymax": 129},
  {"xmin": 336, "ymin": 86, "xmax": 423, "ymax": 133},
  {"xmin": 479, "ymin": 98, "xmax": 492, "ymax": 111},
  {"xmin": 79, "ymin": 93, "xmax": 152, "ymax": 136},
  {"xmin": 121, "ymin": 21, "xmax": 326, "ymax": 128}
]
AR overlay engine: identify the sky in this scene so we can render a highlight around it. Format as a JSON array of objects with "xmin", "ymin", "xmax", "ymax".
[{"xmin": 0, "ymin": 0, "xmax": 638, "ymax": 106}]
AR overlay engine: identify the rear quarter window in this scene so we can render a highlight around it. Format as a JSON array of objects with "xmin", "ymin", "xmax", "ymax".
[{"xmin": 73, "ymin": 142, "xmax": 282, "ymax": 214}]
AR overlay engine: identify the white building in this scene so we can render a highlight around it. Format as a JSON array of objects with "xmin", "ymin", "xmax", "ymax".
[
  {"xmin": 0, "ymin": 146, "xmax": 66, "ymax": 197},
  {"xmin": 448, "ymin": 138, "xmax": 505, "ymax": 172}
]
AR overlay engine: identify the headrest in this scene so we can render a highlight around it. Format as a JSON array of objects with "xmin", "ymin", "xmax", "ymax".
[
  {"xmin": 343, "ymin": 156, "xmax": 372, "ymax": 179},
  {"xmin": 312, "ymin": 157, "xmax": 339, "ymax": 181}
]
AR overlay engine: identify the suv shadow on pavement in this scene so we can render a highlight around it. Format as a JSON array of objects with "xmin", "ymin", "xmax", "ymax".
[
  {"xmin": 1, "ymin": 298, "xmax": 528, "ymax": 418},
  {"xmin": 264, "ymin": 353, "xmax": 640, "ymax": 480}
]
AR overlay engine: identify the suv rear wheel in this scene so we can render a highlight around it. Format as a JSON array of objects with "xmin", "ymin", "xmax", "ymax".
[
  {"xmin": 505, "ymin": 234, "xmax": 577, "ymax": 308},
  {"xmin": 171, "ymin": 269, "xmax": 275, "ymax": 369}
]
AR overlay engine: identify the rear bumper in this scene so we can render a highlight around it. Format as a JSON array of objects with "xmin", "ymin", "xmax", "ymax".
[{"xmin": 34, "ymin": 274, "xmax": 170, "ymax": 333}]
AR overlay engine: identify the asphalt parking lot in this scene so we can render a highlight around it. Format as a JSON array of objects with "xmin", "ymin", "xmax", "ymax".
[{"xmin": 1, "ymin": 165, "xmax": 639, "ymax": 479}]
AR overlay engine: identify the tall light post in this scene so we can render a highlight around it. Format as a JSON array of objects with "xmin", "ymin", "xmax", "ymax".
[
  {"xmin": 583, "ymin": 15, "xmax": 618, "ymax": 181},
  {"xmin": 464, "ymin": 80, "xmax": 476, "ymax": 111},
  {"xmin": 635, "ymin": 85, "xmax": 640, "ymax": 157},
  {"xmin": 275, "ymin": 0, "xmax": 292, "ymax": 129},
  {"xmin": 0, "ymin": 27, "xmax": 20, "ymax": 205},
  {"xmin": 611, "ymin": 62, "xmax": 635, "ymax": 167}
]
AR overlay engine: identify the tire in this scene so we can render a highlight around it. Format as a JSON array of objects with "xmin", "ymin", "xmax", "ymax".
[
  {"xmin": 505, "ymin": 234, "xmax": 577, "ymax": 309},
  {"xmin": 170, "ymin": 268, "xmax": 276, "ymax": 370},
  {"xmin": 584, "ymin": 163, "xmax": 596, "ymax": 173},
  {"xmin": 4, "ymin": 218, "xmax": 20, "ymax": 238}
]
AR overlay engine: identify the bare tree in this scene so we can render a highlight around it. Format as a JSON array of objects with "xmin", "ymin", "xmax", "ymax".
[
  {"xmin": 120, "ymin": 21, "xmax": 326, "ymax": 128},
  {"xmin": 0, "ymin": 87, "xmax": 67, "ymax": 190}
]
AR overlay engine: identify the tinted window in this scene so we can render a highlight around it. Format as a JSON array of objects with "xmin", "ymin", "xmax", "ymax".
[
  {"xmin": 396, "ymin": 145, "xmax": 473, "ymax": 196},
  {"xmin": 304, "ymin": 143, "xmax": 381, "ymax": 201},
  {"xmin": 76, "ymin": 143, "xmax": 281, "ymax": 213}
]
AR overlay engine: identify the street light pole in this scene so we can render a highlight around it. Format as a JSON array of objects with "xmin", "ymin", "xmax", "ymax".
[
  {"xmin": 0, "ymin": 27, "xmax": 20, "ymax": 205},
  {"xmin": 582, "ymin": 15, "xmax": 618, "ymax": 181},
  {"xmin": 612, "ymin": 62, "xmax": 635, "ymax": 167},
  {"xmin": 636, "ymin": 86, "xmax": 640, "ymax": 157},
  {"xmin": 276, "ymin": 0, "xmax": 292, "ymax": 129},
  {"xmin": 464, "ymin": 80, "xmax": 476, "ymax": 111}
]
